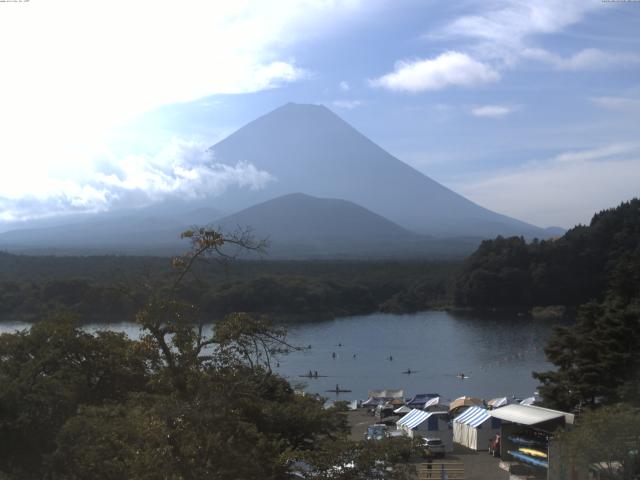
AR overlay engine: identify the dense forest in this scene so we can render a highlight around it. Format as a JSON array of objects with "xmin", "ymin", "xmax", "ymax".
[
  {"xmin": 453, "ymin": 199, "xmax": 640, "ymax": 309},
  {"xmin": 0, "ymin": 253, "xmax": 457, "ymax": 322}
]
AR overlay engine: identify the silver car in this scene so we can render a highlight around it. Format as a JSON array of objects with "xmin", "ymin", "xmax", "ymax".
[{"xmin": 421, "ymin": 437, "xmax": 445, "ymax": 458}]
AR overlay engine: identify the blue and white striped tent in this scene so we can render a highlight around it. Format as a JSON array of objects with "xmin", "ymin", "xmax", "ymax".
[
  {"xmin": 396, "ymin": 409, "xmax": 453, "ymax": 451},
  {"xmin": 453, "ymin": 406, "xmax": 501, "ymax": 451},
  {"xmin": 397, "ymin": 409, "xmax": 431, "ymax": 431}
]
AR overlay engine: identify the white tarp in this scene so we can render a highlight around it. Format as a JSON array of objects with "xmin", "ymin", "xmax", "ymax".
[
  {"xmin": 490, "ymin": 404, "xmax": 574, "ymax": 426},
  {"xmin": 368, "ymin": 389, "xmax": 404, "ymax": 399},
  {"xmin": 424, "ymin": 396, "xmax": 440, "ymax": 408},
  {"xmin": 487, "ymin": 397, "xmax": 509, "ymax": 408},
  {"xmin": 452, "ymin": 407, "xmax": 499, "ymax": 451}
]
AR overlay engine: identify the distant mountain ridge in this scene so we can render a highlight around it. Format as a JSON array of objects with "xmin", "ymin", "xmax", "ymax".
[
  {"xmin": 217, "ymin": 192, "xmax": 415, "ymax": 243},
  {"xmin": 214, "ymin": 193, "xmax": 481, "ymax": 259},
  {"xmin": 216, "ymin": 193, "xmax": 411, "ymax": 258}
]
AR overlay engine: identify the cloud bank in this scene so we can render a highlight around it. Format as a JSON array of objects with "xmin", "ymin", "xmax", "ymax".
[{"xmin": 0, "ymin": 140, "xmax": 274, "ymax": 222}]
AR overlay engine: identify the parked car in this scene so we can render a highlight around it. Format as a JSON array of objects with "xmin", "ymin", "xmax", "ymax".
[
  {"xmin": 420, "ymin": 437, "xmax": 445, "ymax": 458},
  {"xmin": 375, "ymin": 404, "xmax": 395, "ymax": 419},
  {"xmin": 364, "ymin": 424, "xmax": 387, "ymax": 441}
]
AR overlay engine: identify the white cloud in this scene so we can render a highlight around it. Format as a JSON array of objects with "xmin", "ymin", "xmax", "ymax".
[
  {"xmin": 435, "ymin": 1, "xmax": 639, "ymax": 72},
  {"xmin": 0, "ymin": 0, "xmax": 360, "ymax": 205},
  {"xmin": 454, "ymin": 143, "xmax": 640, "ymax": 227},
  {"xmin": 520, "ymin": 47, "xmax": 640, "ymax": 71},
  {"xmin": 331, "ymin": 99, "xmax": 363, "ymax": 109},
  {"xmin": 440, "ymin": 1, "xmax": 600, "ymax": 46},
  {"xmin": 0, "ymin": 139, "xmax": 274, "ymax": 222},
  {"xmin": 552, "ymin": 143, "xmax": 638, "ymax": 163},
  {"xmin": 471, "ymin": 105, "xmax": 518, "ymax": 118},
  {"xmin": 370, "ymin": 52, "xmax": 500, "ymax": 92},
  {"xmin": 339, "ymin": 81, "xmax": 350, "ymax": 91},
  {"xmin": 555, "ymin": 48, "xmax": 640, "ymax": 70},
  {"xmin": 591, "ymin": 96, "xmax": 640, "ymax": 111}
]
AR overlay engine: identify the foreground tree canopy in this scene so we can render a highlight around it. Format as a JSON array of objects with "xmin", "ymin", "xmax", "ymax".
[
  {"xmin": 0, "ymin": 228, "xmax": 417, "ymax": 479},
  {"xmin": 557, "ymin": 405, "xmax": 640, "ymax": 479}
]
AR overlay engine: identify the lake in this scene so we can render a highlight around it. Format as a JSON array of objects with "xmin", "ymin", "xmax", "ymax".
[{"xmin": 0, "ymin": 310, "xmax": 561, "ymax": 403}]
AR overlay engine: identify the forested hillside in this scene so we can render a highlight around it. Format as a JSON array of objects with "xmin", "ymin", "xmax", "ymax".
[
  {"xmin": 0, "ymin": 254, "xmax": 457, "ymax": 322},
  {"xmin": 453, "ymin": 199, "xmax": 640, "ymax": 308}
]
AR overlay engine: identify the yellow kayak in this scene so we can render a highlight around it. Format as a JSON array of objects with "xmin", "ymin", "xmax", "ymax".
[{"xmin": 518, "ymin": 448, "xmax": 547, "ymax": 458}]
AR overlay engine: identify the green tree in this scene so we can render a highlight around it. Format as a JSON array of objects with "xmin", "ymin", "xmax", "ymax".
[
  {"xmin": 557, "ymin": 404, "xmax": 640, "ymax": 479},
  {"xmin": 0, "ymin": 315, "xmax": 151, "ymax": 478},
  {"xmin": 534, "ymin": 302, "xmax": 640, "ymax": 411}
]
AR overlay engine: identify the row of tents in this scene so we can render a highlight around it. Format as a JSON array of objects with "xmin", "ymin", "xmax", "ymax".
[
  {"xmin": 394, "ymin": 405, "xmax": 501, "ymax": 451},
  {"xmin": 362, "ymin": 390, "xmax": 542, "ymax": 452},
  {"xmin": 363, "ymin": 390, "xmax": 537, "ymax": 413}
]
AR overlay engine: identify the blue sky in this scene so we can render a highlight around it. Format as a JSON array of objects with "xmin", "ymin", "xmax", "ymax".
[{"xmin": 1, "ymin": 0, "xmax": 639, "ymax": 228}]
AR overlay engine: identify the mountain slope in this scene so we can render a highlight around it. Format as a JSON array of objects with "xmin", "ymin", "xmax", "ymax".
[
  {"xmin": 217, "ymin": 192, "xmax": 414, "ymax": 243},
  {"xmin": 208, "ymin": 102, "xmax": 551, "ymax": 238},
  {"xmin": 215, "ymin": 193, "xmax": 479, "ymax": 258}
]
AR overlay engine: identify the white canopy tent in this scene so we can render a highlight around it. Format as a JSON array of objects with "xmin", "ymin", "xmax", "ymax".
[{"xmin": 453, "ymin": 406, "xmax": 501, "ymax": 451}]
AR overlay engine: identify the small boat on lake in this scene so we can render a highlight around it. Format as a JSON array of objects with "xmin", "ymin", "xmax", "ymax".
[{"xmin": 326, "ymin": 384, "xmax": 352, "ymax": 393}]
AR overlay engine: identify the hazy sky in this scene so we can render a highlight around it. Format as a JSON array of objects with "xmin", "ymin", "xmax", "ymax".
[{"xmin": 1, "ymin": 0, "xmax": 639, "ymax": 227}]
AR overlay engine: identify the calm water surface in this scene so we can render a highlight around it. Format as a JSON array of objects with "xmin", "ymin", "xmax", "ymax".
[{"xmin": 0, "ymin": 311, "xmax": 561, "ymax": 403}]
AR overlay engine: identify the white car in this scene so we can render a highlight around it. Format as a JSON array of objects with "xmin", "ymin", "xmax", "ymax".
[{"xmin": 421, "ymin": 437, "xmax": 445, "ymax": 458}]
